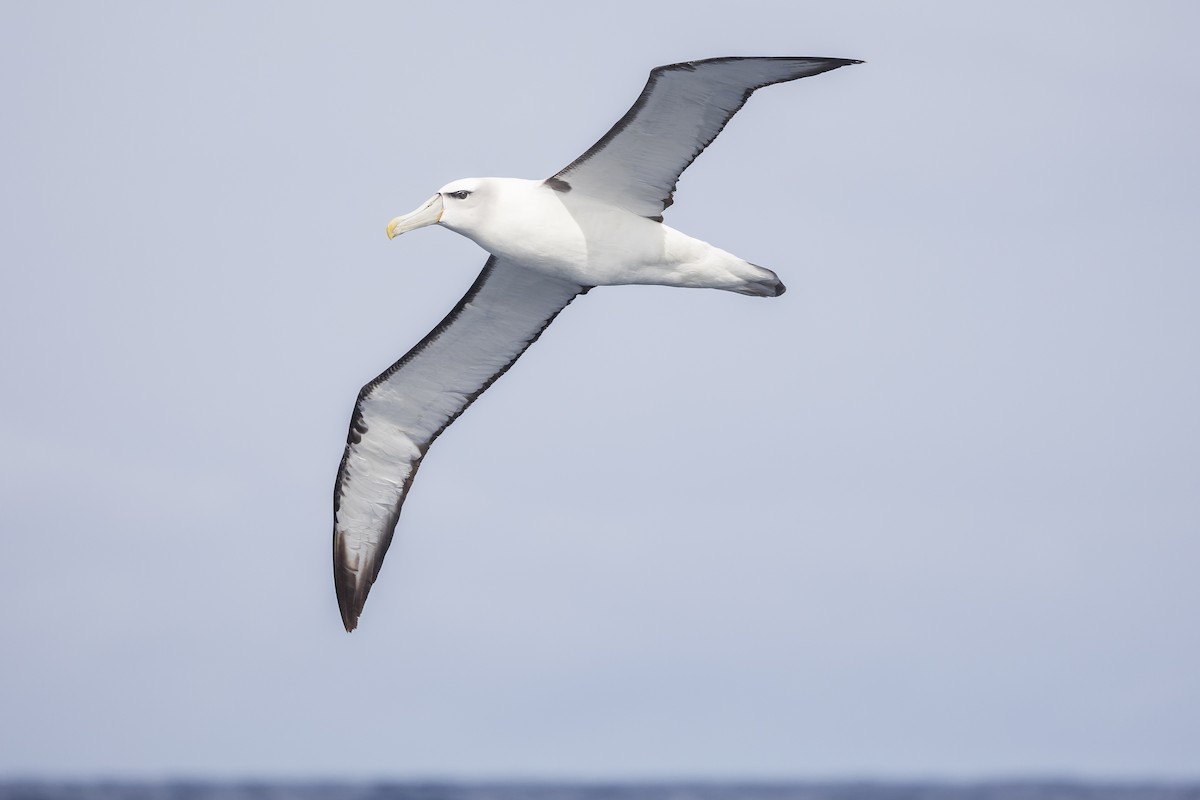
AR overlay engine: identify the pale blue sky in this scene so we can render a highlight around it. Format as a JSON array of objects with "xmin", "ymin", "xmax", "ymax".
[{"xmin": 1, "ymin": 0, "xmax": 1198, "ymax": 781}]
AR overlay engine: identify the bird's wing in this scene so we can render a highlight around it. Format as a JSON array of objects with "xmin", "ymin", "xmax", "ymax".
[
  {"xmin": 549, "ymin": 56, "xmax": 861, "ymax": 219},
  {"xmin": 333, "ymin": 256, "xmax": 586, "ymax": 631}
]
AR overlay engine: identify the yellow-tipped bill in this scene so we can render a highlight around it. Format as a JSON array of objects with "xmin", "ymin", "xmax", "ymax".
[{"xmin": 386, "ymin": 194, "xmax": 444, "ymax": 239}]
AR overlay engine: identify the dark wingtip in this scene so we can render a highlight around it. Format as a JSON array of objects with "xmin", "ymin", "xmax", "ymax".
[
  {"xmin": 333, "ymin": 535, "xmax": 368, "ymax": 632},
  {"xmin": 336, "ymin": 571, "xmax": 371, "ymax": 632},
  {"xmin": 340, "ymin": 599, "xmax": 360, "ymax": 632},
  {"xmin": 337, "ymin": 587, "xmax": 361, "ymax": 632},
  {"xmin": 824, "ymin": 58, "xmax": 865, "ymax": 70}
]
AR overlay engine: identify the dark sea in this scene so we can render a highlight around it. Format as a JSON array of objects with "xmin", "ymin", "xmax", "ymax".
[{"xmin": 1, "ymin": 783, "xmax": 1197, "ymax": 800}]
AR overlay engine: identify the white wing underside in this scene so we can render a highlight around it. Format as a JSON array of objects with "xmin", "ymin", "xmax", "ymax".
[
  {"xmin": 552, "ymin": 56, "xmax": 860, "ymax": 218},
  {"xmin": 333, "ymin": 256, "xmax": 584, "ymax": 630}
]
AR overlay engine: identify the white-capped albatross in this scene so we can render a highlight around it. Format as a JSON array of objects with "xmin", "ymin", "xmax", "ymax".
[{"xmin": 334, "ymin": 55, "xmax": 861, "ymax": 631}]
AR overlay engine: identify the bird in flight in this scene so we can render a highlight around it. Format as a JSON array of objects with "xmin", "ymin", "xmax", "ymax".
[{"xmin": 334, "ymin": 55, "xmax": 862, "ymax": 631}]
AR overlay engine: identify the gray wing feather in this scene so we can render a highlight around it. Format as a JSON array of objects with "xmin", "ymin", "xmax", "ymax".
[
  {"xmin": 551, "ymin": 56, "xmax": 861, "ymax": 218},
  {"xmin": 333, "ymin": 256, "xmax": 585, "ymax": 631}
]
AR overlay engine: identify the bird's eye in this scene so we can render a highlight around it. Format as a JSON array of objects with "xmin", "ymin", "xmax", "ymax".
[{"xmin": 447, "ymin": 190, "xmax": 471, "ymax": 200}]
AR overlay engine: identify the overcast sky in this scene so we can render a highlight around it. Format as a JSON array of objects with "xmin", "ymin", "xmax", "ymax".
[{"xmin": 2, "ymin": 0, "xmax": 1198, "ymax": 782}]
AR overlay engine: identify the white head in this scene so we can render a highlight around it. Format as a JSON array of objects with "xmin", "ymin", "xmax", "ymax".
[{"xmin": 385, "ymin": 178, "xmax": 495, "ymax": 240}]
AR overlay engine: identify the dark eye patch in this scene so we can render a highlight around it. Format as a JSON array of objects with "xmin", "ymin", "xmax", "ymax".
[{"xmin": 447, "ymin": 190, "xmax": 471, "ymax": 200}]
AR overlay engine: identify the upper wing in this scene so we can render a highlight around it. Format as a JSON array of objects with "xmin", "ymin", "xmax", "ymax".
[
  {"xmin": 333, "ymin": 256, "xmax": 586, "ymax": 631},
  {"xmin": 549, "ymin": 56, "xmax": 861, "ymax": 219}
]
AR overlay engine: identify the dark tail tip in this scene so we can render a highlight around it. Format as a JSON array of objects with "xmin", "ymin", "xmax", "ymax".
[{"xmin": 746, "ymin": 264, "xmax": 786, "ymax": 297}]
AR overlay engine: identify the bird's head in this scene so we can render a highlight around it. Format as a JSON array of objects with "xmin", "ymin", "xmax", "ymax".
[{"xmin": 386, "ymin": 178, "xmax": 490, "ymax": 240}]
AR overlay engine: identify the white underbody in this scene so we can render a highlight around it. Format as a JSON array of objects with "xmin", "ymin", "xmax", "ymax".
[{"xmin": 439, "ymin": 178, "xmax": 781, "ymax": 296}]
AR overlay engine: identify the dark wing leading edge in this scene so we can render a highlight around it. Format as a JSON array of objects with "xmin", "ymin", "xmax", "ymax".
[
  {"xmin": 550, "ymin": 56, "xmax": 862, "ymax": 219},
  {"xmin": 333, "ymin": 256, "xmax": 586, "ymax": 631}
]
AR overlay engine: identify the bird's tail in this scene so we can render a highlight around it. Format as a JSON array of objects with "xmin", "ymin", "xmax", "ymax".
[{"xmin": 732, "ymin": 263, "xmax": 786, "ymax": 297}]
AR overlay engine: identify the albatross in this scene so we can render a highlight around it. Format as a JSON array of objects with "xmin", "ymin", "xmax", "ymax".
[{"xmin": 334, "ymin": 55, "xmax": 861, "ymax": 631}]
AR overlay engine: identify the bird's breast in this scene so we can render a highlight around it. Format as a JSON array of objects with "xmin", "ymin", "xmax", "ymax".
[{"xmin": 451, "ymin": 184, "xmax": 672, "ymax": 287}]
